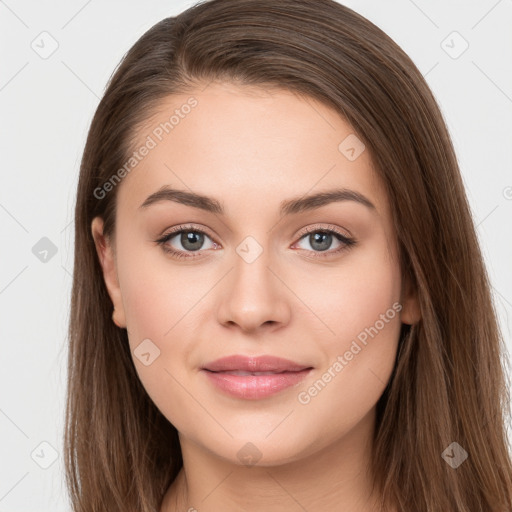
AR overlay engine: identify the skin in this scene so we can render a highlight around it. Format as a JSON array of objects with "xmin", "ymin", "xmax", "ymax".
[{"xmin": 92, "ymin": 82, "xmax": 419, "ymax": 512}]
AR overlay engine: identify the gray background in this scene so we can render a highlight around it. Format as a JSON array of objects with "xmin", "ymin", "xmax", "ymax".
[{"xmin": 1, "ymin": 0, "xmax": 511, "ymax": 509}]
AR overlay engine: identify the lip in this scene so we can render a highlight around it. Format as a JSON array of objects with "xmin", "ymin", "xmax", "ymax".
[
  {"xmin": 201, "ymin": 355, "xmax": 313, "ymax": 400},
  {"xmin": 202, "ymin": 355, "xmax": 311, "ymax": 373}
]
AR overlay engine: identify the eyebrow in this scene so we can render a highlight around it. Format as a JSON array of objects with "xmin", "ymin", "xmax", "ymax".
[{"xmin": 139, "ymin": 186, "xmax": 376, "ymax": 215}]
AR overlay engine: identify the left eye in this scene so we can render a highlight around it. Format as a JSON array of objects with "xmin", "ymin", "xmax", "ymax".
[
  {"xmin": 297, "ymin": 228, "xmax": 356, "ymax": 258},
  {"xmin": 294, "ymin": 230, "xmax": 354, "ymax": 253}
]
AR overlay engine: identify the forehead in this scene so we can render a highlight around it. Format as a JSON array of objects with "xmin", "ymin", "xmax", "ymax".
[{"xmin": 116, "ymin": 82, "xmax": 387, "ymax": 218}]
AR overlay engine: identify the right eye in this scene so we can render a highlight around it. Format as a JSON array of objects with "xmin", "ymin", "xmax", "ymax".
[{"xmin": 155, "ymin": 225, "xmax": 221, "ymax": 260}]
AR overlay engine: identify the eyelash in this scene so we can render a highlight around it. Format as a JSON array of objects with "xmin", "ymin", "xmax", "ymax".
[{"xmin": 155, "ymin": 223, "xmax": 356, "ymax": 260}]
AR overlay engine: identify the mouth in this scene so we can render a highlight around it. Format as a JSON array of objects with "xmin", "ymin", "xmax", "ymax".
[
  {"xmin": 201, "ymin": 355, "xmax": 313, "ymax": 400},
  {"xmin": 205, "ymin": 370, "xmax": 304, "ymax": 376},
  {"xmin": 202, "ymin": 354, "xmax": 311, "ymax": 373}
]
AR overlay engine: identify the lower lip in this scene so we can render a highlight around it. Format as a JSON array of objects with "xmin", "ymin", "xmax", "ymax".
[{"xmin": 202, "ymin": 369, "xmax": 312, "ymax": 400}]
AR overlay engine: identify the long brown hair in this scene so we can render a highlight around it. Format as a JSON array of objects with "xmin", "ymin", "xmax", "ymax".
[{"xmin": 64, "ymin": 0, "xmax": 512, "ymax": 510}]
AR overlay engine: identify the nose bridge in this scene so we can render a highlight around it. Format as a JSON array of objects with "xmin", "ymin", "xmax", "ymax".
[{"xmin": 216, "ymin": 234, "xmax": 290, "ymax": 331}]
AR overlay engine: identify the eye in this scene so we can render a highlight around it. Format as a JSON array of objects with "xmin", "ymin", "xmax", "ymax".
[
  {"xmin": 155, "ymin": 224, "xmax": 220, "ymax": 260},
  {"xmin": 155, "ymin": 223, "xmax": 356, "ymax": 260},
  {"xmin": 292, "ymin": 224, "xmax": 356, "ymax": 258}
]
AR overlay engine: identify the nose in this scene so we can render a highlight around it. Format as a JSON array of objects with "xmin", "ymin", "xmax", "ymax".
[{"xmin": 216, "ymin": 248, "xmax": 291, "ymax": 333}]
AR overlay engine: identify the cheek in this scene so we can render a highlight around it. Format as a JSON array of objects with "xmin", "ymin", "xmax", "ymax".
[
  {"xmin": 294, "ymin": 312, "xmax": 401, "ymax": 452},
  {"xmin": 295, "ymin": 235, "xmax": 402, "ymax": 356},
  {"xmin": 115, "ymin": 231, "xmax": 206, "ymax": 342},
  {"xmin": 292, "ymin": 242, "xmax": 403, "ymax": 445},
  {"xmin": 114, "ymin": 238, "xmax": 219, "ymax": 428},
  {"xmin": 115, "ymin": 255, "xmax": 202, "ymax": 429}
]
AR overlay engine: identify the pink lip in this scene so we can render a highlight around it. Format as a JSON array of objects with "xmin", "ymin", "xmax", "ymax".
[
  {"xmin": 201, "ymin": 355, "xmax": 313, "ymax": 400},
  {"xmin": 203, "ymin": 355, "xmax": 310, "ymax": 373}
]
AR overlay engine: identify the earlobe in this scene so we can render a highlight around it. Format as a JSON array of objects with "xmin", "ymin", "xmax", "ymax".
[
  {"xmin": 400, "ymin": 275, "xmax": 421, "ymax": 325},
  {"xmin": 91, "ymin": 217, "xmax": 127, "ymax": 328}
]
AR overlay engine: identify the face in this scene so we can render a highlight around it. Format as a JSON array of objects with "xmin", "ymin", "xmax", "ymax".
[{"xmin": 92, "ymin": 82, "xmax": 419, "ymax": 466}]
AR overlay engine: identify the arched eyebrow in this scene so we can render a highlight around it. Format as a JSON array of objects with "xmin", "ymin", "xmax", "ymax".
[
  {"xmin": 280, "ymin": 189, "xmax": 375, "ymax": 215},
  {"xmin": 139, "ymin": 186, "xmax": 376, "ymax": 215}
]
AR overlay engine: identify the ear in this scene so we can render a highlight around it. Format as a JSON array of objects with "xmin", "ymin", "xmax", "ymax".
[
  {"xmin": 91, "ymin": 217, "xmax": 126, "ymax": 328},
  {"xmin": 400, "ymin": 273, "xmax": 421, "ymax": 325}
]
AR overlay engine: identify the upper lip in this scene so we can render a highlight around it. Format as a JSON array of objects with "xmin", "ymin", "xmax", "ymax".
[{"xmin": 202, "ymin": 355, "xmax": 312, "ymax": 373}]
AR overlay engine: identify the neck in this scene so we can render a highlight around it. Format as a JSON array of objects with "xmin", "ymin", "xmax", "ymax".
[{"xmin": 161, "ymin": 408, "xmax": 387, "ymax": 512}]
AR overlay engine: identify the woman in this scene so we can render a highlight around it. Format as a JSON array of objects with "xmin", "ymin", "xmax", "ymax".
[{"xmin": 64, "ymin": 0, "xmax": 512, "ymax": 510}]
